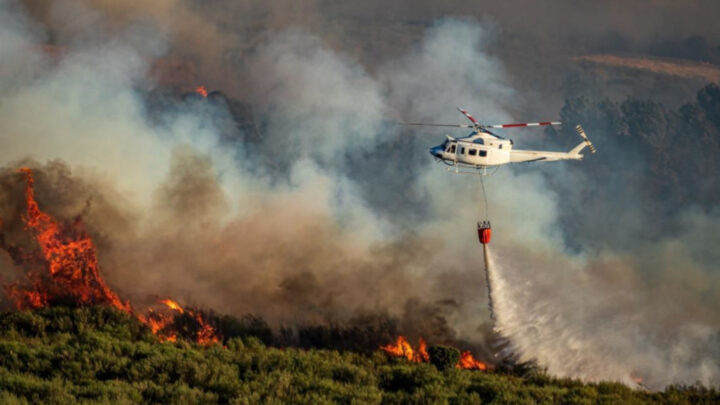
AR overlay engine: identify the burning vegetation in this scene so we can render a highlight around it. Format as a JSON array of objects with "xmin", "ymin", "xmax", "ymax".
[
  {"xmin": 381, "ymin": 335, "xmax": 487, "ymax": 371},
  {"xmin": 381, "ymin": 336, "xmax": 429, "ymax": 363},
  {"xmin": 2, "ymin": 167, "xmax": 490, "ymax": 366},
  {"xmin": 2, "ymin": 168, "xmax": 220, "ymax": 346},
  {"xmin": 139, "ymin": 298, "xmax": 220, "ymax": 345},
  {"xmin": 6, "ymin": 168, "xmax": 131, "ymax": 313},
  {"xmin": 194, "ymin": 85, "xmax": 209, "ymax": 97}
]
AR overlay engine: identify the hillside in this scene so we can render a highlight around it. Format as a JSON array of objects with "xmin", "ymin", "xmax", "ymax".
[{"xmin": 0, "ymin": 306, "xmax": 717, "ymax": 404}]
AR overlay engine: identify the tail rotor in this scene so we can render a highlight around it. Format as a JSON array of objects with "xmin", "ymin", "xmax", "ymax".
[{"xmin": 575, "ymin": 125, "xmax": 596, "ymax": 154}]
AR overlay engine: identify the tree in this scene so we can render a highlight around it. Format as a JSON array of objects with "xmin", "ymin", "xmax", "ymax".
[{"xmin": 697, "ymin": 83, "xmax": 720, "ymax": 129}]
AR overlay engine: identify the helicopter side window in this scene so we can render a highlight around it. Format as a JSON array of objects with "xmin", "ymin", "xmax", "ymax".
[
  {"xmin": 479, "ymin": 150, "xmax": 487, "ymax": 157},
  {"xmin": 449, "ymin": 145, "xmax": 456, "ymax": 153},
  {"xmin": 499, "ymin": 144, "xmax": 503, "ymax": 149},
  {"xmin": 461, "ymin": 147, "xmax": 465, "ymax": 155},
  {"xmin": 469, "ymin": 149, "xmax": 477, "ymax": 156}
]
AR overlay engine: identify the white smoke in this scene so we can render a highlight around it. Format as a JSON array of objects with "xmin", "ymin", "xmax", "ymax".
[
  {"xmin": 378, "ymin": 17, "xmax": 720, "ymax": 390},
  {"xmin": 1, "ymin": 0, "xmax": 719, "ymax": 390}
]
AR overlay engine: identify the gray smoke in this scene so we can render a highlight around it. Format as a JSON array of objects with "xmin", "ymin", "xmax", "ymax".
[{"xmin": 1, "ymin": 0, "xmax": 719, "ymax": 390}]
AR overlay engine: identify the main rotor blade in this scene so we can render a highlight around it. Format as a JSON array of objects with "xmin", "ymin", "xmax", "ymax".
[
  {"xmin": 484, "ymin": 121, "xmax": 562, "ymax": 129},
  {"xmin": 457, "ymin": 107, "xmax": 481, "ymax": 126},
  {"xmin": 401, "ymin": 122, "xmax": 474, "ymax": 128}
]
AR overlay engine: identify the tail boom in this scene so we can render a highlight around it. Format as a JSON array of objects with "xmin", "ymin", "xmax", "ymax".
[{"xmin": 510, "ymin": 125, "xmax": 595, "ymax": 163}]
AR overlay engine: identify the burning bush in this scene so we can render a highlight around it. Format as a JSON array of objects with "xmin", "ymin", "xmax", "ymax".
[
  {"xmin": 0, "ymin": 167, "xmax": 220, "ymax": 346},
  {"xmin": 380, "ymin": 335, "xmax": 488, "ymax": 371}
]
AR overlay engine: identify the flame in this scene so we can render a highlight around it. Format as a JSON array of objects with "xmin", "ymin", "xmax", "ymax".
[
  {"xmin": 630, "ymin": 372, "xmax": 644, "ymax": 385},
  {"xmin": 194, "ymin": 85, "xmax": 208, "ymax": 97},
  {"xmin": 3, "ymin": 168, "xmax": 220, "ymax": 346},
  {"xmin": 417, "ymin": 337, "xmax": 429, "ymax": 362},
  {"xmin": 137, "ymin": 309, "xmax": 174, "ymax": 343},
  {"xmin": 24, "ymin": 290, "xmax": 47, "ymax": 308},
  {"xmin": 194, "ymin": 312, "xmax": 220, "ymax": 345},
  {"xmin": 140, "ymin": 298, "xmax": 219, "ymax": 345},
  {"xmin": 457, "ymin": 350, "xmax": 487, "ymax": 370},
  {"xmin": 8, "ymin": 168, "xmax": 131, "ymax": 312},
  {"xmin": 381, "ymin": 335, "xmax": 486, "ymax": 371},
  {"xmin": 160, "ymin": 298, "xmax": 184, "ymax": 314},
  {"xmin": 381, "ymin": 336, "xmax": 414, "ymax": 361},
  {"xmin": 158, "ymin": 298, "xmax": 219, "ymax": 345},
  {"xmin": 380, "ymin": 336, "xmax": 429, "ymax": 363}
]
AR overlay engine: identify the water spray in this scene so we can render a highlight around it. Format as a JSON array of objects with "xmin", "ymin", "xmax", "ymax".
[{"xmin": 477, "ymin": 219, "xmax": 494, "ymax": 321}]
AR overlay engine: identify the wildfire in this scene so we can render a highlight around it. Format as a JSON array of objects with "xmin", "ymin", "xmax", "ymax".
[
  {"xmin": 3, "ymin": 168, "xmax": 220, "ymax": 346},
  {"xmin": 151, "ymin": 299, "xmax": 220, "ymax": 345},
  {"xmin": 630, "ymin": 372, "xmax": 645, "ymax": 386},
  {"xmin": 457, "ymin": 350, "xmax": 487, "ymax": 371},
  {"xmin": 8, "ymin": 168, "xmax": 131, "ymax": 312},
  {"xmin": 160, "ymin": 298, "xmax": 184, "ymax": 314},
  {"xmin": 381, "ymin": 336, "xmax": 487, "ymax": 371},
  {"xmin": 381, "ymin": 336, "xmax": 429, "ymax": 363},
  {"xmin": 194, "ymin": 312, "xmax": 220, "ymax": 345},
  {"xmin": 194, "ymin": 85, "xmax": 208, "ymax": 97}
]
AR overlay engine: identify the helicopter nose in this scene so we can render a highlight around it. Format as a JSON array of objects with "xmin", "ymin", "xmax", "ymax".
[{"xmin": 429, "ymin": 146, "xmax": 443, "ymax": 158}]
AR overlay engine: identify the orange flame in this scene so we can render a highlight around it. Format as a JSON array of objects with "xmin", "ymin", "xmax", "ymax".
[
  {"xmin": 195, "ymin": 85, "xmax": 208, "ymax": 97},
  {"xmin": 160, "ymin": 298, "xmax": 185, "ymax": 314},
  {"xmin": 381, "ymin": 336, "xmax": 486, "ymax": 371},
  {"xmin": 194, "ymin": 312, "xmax": 220, "ymax": 345},
  {"xmin": 9, "ymin": 168, "xmax": 131, "ymax": 312},
  {"xmin": 142, "ymin": 298, "xmax": 219, "ymax": 345},
  {"xmin": 630, "ymin": 372, "xmax": 644, "ymax": 385},
  {"xmin": 4, "ymin": 168, "xmax": 220, "ymax": 346},
  {"xmin": 417, "ymin": 338, "xmax": 429, "ymax": 362},
  {"xmin": 380, "ymin": 336, "xmax": 429, "ymax": 363},
  {"xmin": 381, "ymin": 336, "xmax": 414, "ymax": 361},
  {"xmin": 457, "ymin": 350, "xmax": 488, "ymax": 370},
  {"xmin": 157, "ymin": 298, "xmax": 220, "ymax": 345}
]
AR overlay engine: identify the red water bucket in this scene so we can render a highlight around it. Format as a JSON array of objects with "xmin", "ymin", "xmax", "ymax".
[{"xmin": 477, "ymin": 222, "xmax": 492, "ymax": 244}]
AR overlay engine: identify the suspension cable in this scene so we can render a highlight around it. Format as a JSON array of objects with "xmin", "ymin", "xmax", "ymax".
[{"xmin": 478, "ymin": 172, "xmax": 489, "ymax": 221}]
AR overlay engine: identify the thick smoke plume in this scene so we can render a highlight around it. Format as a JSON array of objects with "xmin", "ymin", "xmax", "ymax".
[{"xmin": 1, "ymin": 0, "xmax": 719, "ymax": 390}]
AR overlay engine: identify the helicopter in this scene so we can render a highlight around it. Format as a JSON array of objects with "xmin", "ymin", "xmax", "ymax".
[{"xmin": 404, "ymin": 108, "xmax": 596, "ymax": 174}]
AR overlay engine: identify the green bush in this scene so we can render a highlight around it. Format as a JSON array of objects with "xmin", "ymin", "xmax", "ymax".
[
  {"xmin": 0, "ymin": 306, "xmax": 716, "ymax": 404},
  {"xmin": 428, "ymin": 345, "xmax": 460, "ymax": 371}
]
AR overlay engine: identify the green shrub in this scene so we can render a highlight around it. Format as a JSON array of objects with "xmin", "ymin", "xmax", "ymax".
[
  {"xmin": 428, "ymin": 345, "xmax": 460, "ymax": 371},
  {"xmin": 0, "ymin": 306, "xmax": 718, "ymax": 404}
]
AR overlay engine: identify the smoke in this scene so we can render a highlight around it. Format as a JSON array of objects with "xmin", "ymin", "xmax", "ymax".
[
  {"xmin": 1, "ymin": 0, "xmax": 720, "ymax": 390},
  {"xmin": 0, "ymin": 1, "xmax": 487, "ymax": 347}
]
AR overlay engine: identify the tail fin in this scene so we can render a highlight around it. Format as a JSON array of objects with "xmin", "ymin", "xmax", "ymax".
[{"xmin": 569, "ymin": 124, "xmax": 596, "ymax": 155}]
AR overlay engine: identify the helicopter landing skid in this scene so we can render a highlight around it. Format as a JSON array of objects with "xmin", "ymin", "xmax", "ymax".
[{"xmin": 445, "ymin": 165, "xmax": 497, "ymax": 176}]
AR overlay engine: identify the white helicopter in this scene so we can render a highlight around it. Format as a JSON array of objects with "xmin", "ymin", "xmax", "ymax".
[{"xmin": 405, "ymin": 108, "xmax": 596, "ymax": 173}]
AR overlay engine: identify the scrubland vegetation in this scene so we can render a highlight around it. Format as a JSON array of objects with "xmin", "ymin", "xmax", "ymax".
[{"xmin": 0, "ymin": 306, "xmax": 717, "ymax": 404}]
